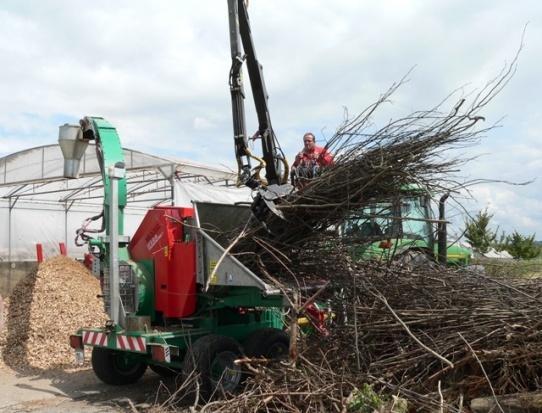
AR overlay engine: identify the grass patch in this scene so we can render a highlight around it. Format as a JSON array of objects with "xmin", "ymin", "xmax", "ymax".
[{"xmin": 473, "ymin": 257, "xmax": 542, "ymax": 278}]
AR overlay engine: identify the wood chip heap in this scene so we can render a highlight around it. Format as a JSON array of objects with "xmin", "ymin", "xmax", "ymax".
[
  {"xmin": 0, "ymin": 297, "xmax": 8, "ymax": 369},
  {"xmin": 0, "ymin": 256, "xmax": 108, "ymax": 371}
]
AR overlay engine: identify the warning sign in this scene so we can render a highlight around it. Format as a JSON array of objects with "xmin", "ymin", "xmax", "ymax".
[{"xmin": 209, "ymin": 260, "xmax": 218, "ymax": 284}]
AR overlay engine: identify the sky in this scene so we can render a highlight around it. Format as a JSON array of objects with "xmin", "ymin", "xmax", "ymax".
[{"xmin": 0, "ymin": 0, "xmax": 540, "ymax": 238}]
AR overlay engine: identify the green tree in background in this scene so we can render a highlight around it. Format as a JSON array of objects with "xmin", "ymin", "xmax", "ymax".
[
  {"xmin": 493, "ymin": 231, "xmax": 509, "ymax": 252},
  {"xmin": 464, "ymin": 209, "xmax": 496, "ymax": 254},
  {"xmin": 503, "ymin": 231, "xmax": 541, "ymax": 259}
]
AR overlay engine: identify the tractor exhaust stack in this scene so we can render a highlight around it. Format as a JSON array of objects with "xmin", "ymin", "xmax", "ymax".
[{"xmin": 437, "ymin": 193, "xmax": 449, "ymax": 265}]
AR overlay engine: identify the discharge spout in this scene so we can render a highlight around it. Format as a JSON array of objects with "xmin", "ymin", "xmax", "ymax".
[{"xmin": 58, "ymin": 123, "xmax": 89, "ymax": 178}]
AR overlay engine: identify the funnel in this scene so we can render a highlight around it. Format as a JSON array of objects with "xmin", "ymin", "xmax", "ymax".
[{"xmin": 58, "ymin": 124, "xmax": 89, "ymax": 178}]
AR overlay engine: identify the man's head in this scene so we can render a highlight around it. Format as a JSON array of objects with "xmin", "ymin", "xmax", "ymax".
[{"xmin": 303, "ymin": 132, "xmax": 316, "ymax": 152}]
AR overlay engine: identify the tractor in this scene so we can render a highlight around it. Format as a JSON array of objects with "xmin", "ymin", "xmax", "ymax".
[{"xmin": 341, "ymin": 186, "xmax": 472, "ymax": 267}]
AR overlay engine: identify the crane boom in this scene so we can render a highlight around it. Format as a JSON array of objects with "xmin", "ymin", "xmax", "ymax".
[
  {"xmin": 227, "ymin": 0, "xmax": 292, "ymax": 231},
  {"xmin": 227, "ymin": 0, "xmax": 287, "ymax": 188}
]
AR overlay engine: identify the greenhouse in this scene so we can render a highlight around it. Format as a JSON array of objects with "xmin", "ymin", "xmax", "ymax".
[{"xmin": 0, "ymin": 143, "xmax": 250, "ymax": 294}]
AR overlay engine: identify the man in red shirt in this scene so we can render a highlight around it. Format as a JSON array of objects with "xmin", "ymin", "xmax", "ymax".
[{"xmin": 291, "ymin": 132, "xmax": 333, "ymax": 187}]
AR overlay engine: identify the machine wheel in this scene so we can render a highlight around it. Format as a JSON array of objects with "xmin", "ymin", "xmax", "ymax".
[
  {"xmin": 91, "ymin": 347, "xmax": 147, "ymax": 385},
  {"xmin": 149, "ymin": 364, "xmax": 180, "ymax": 378},
  {"xmin": 181, "ymin": 335, "xmax": 243, "ymax": 401},
  {"xmin": 243, "ymin": 328, "xmax": 289, "ymax": 359},
  {"xmin": 393, "ymin": 250, "xmax": 437, "ymax": 271}
]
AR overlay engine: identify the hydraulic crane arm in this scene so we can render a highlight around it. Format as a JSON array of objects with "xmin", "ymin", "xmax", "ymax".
[
  {"xmin": 227, "ymin": 0, "xmax": 292, "ymax": 232},
  {"xmin": 227, "ymin": 0, "xmax": 288, "ymax": 189}
]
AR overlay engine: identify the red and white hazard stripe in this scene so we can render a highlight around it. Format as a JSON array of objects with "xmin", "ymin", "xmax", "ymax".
[
  {"xmin": 116, "ymin": 335, "xmax": 147, "ymax": 352},
  {"xmin": 82, "ymin": 330, "xmax": 107, "ymax": 347}
]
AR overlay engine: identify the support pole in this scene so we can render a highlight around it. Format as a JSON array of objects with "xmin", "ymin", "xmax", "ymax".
[
  {"xmin": 36, "ymin": 244, "xmax": 44, "ymax": 263},
  {"xmin": 7, "ymin": 198, "xmax": 16, "ymax": 293},
  {"xmin": 64, "ymin": 202, "xmax": 68, "ymax": 248},
  {"xmin": 8, "ymin": 200, "xmax": 12, "ymax": 293},
  {"xmin": 170, "ymin": 174, "xmax": 176, "ymax": 206},
  {"xmin": 108, "ymin": 163, "xmax": 125, "ymax": 326}
]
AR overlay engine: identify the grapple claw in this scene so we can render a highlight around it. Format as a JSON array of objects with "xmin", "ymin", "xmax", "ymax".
[{"xmin": 251, "ymin": 184, "xmax": 293, "ymax": 235}]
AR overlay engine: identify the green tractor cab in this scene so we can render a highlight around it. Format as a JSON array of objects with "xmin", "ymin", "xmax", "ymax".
[{"xmin": 342, "ymin": 192, "xmax": 471, "ymax": 266}]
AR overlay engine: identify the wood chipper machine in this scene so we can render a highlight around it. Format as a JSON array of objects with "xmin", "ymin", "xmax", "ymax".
[
  {"xmin": 62, "ymin": 117, "xmax": 293, "ymax": 396},
  {"xmin": 62, "ymin": 0, "xmax": 327, "ymax": 396}
]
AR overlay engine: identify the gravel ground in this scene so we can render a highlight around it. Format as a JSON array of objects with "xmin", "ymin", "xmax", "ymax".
[{"xmin": 0, "ymin": 364, "xmax": 163, "ymax": 413}]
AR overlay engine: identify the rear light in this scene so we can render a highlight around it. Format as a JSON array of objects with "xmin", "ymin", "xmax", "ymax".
[
  {"xmin": 151, "ymin": 345, "xmax": 171, "ymax": 363},
  {"xmin": 305, "ymin": 303, "xmax": 330, "ymax": 336},
  {"xmin": 379, "ymin": 240, "xmax": 393, "ymax": 249},
  {"xmin": 69, "ymin": 335, "xmax": 83, "ymax": 349}
]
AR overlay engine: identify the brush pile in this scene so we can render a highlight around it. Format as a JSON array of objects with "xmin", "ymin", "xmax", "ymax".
[
  {"xmin": 177, "ymin": 244, "xmax": 542, "ymax": 412},
  {"xmin": 331, "ymin": 259, "xmax": 542, "ymax": 407},
  {"xmin": 0, "ymin": 256, "xmax": 108, "ymax": 371},
  {"xmin": 171, "ymin": 60, "xmax": 542, "ymax": 411},
  {"xmin": 348, "ymin": 262, "xmax": 542, "ymax": 394},
  {"xmin": 177, "ymin": 354, "xmax": 359, "ymax": 413}
]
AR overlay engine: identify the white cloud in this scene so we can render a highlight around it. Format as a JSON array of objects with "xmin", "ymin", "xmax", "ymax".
[
  {"xmin": 458, "ymin": 183, "xmax": 542, "ymax": 237},
  {"xmin": 193, "ymin": 116, "xmax": 215, "ymax": 131}
]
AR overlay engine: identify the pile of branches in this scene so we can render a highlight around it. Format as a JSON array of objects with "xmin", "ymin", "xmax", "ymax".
[
  {"xmin": 169, "ymin": 355, "xmax": 357, "ymax": 413},
  {"xmin": 192, "ymin": 245, "xmax": 542, "ymax": 411},
  {"xmin": 232, "ymin": 236, "xmax": 542, "ymax": 402},
  {"xmin": 224, "ymin": 225, "xmax": 542, "ymax": 409},
  {"xmin": 332, "ymin": 260, "xmax": 542, "ymax": 405},
  {"xmin": 184, "ymin": 59, "xmax": 532, "ymax": 411}
]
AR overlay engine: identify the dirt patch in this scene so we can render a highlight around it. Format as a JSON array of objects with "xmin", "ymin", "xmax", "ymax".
[{"xmin": 0, "ymin": 364, "xmax": 163, "ymax": 413}]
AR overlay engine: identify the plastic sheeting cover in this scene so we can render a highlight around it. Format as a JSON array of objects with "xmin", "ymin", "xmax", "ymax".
[
  {"xmin": 174, "ymin": 182, "xmax": 253, "ymax": 206},
  {"xmin": 0, "ymin": 200, "xmax": 147, "ymax": 261},
  {"xmin": 0, "ymin": 182, "xmax": 253, "ymax": 261}
]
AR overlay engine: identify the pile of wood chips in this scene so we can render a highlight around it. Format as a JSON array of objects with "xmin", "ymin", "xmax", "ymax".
[
  {"xmin": 0, "ymin": 297, "xmax": 8, "ymax": 369},
  {"xmin": 0, "ymin": 256, "xmax": 108, "ymax": 371}
]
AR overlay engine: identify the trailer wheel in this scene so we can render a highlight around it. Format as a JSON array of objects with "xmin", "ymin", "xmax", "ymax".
[
  {"xmin": 243, "ymin": 328, "xmax": 289, "ymax": 359},
  {"xmin": 91, "ymin": 347, "xmax": 147, "ymax": 385},
  {"xmin": 393, "ymin": 250, "xmax": 437, "ymax": 271},
  {"xmin": 149, "ymin": 364, "xmax": 180, "ymax": 378},
  {"xmin": 182, "ymin": 335, "xmax": 243, "ymax": 400}
]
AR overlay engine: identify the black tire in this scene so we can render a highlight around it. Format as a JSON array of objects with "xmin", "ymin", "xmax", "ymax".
[
  {"xmin": 181, "ymin": 335, "xmax": 243, "ymax": 401},
  {"xmin": 91, "ymin": 347, "xmax": 147, "ymax": 385},
  {"xmin": 393, "ymin": 250, "xmax": 437, "ymax": 271},
  {"xmin": 149, "ymin": 363, "xmax": 180, "ymax": 378},
  {"xmin": 243, "ymin": 328, "xmax": 290, "ymax": 359}
]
